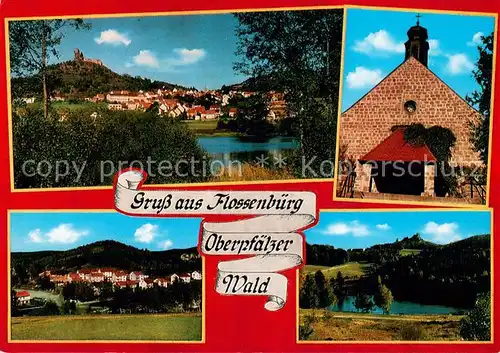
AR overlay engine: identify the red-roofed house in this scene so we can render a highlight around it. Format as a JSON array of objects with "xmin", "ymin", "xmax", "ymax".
[
  {"xmin": 201, "ymin": 109, "xmax": 218, "ymax": 120},
  {"xmin": 187, "ymin": 106, "xmax": 206, "ymax": 120},
  {"xmin": 68, "ymin": 272, "xmax": 81, "ymax": 282},
  {"xmin": 15, "ymin": 291, "xmax": 31, "ymax": 305},
  {"xmin": 90, "ymin": 272, "xmax": 105, "ymax": 283},
  {"xmin": 115, "ymin": 280, "xmax": 138, "ymax": 289},
  {"xmin": 101, "ymin": 268, "xmax": 116, "ymax": 279},
  {"xmin": 129, "ymin": 271, "xmax": 146, "ymax": 281},
  {"xmin": 191, "ymin": 271, "xmax": 202, "ymax": 281},
  {"xmin": 170, "ymin": 273, "xmax": 180, "ymax": 283},
  {"xmin": 50, "ymin": 275, "xmax": 69, "ymax": 286},
  {"xmin": 179, "ymin": 273, "xmax": 191, "ymax": 283},
  {"xmin": 228, "ymin": 107, "xmax": 238, "ymax": 118},
  {"xmin": 113, "ymin": 271, "xmax": 128, "ymax": 283},
  {"xmin": 138, "ymin": 278, "xmax": 154, "ymax": 289},
  {"xmin": 138, "ymin": 101, "xmax": 153, "ymax": 111},
  {"xmin": 154, "ymin": 278, "xmax": 170, "ymax": 288}
]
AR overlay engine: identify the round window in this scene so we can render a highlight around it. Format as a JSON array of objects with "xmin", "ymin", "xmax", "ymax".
[{"xmin": 404, "ymin": 100, "xmax": 417, "ymax": 113}]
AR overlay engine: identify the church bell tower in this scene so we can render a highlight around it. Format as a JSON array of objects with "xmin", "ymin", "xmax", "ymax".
[{"xmin": 404, "ymin": 15, "xmax": 430, "ymax": 67}]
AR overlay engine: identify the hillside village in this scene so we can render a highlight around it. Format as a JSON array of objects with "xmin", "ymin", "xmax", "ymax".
[
  {"xmin": 22, "ymin": 48, "xmax": 289, "ymax": 122},
  {"xmin": 14, "ymin": 267, "xmax": 202, "ymax": 306}
]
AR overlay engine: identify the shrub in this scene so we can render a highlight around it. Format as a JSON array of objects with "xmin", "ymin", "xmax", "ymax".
[
  {"xmin": 460, "ymin": 292, "xmax": 491, "ymax": 341},
  {"xmin": 299, "ymin": 315, "xmax": 315, "ymax": 340},
  {"xmin": 399, "ymin": 325, "xmax": 428, "ymax": 341},
  {"xmin": 12, "ymin": 106, "xmax": 210, "ymax": 188}
]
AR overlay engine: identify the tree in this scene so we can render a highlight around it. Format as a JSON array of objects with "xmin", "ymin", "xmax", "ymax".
[
  {"xmin": 460, "ymin": 292, "xmax": 491, "ymax": 341},
  {"xmin": 374, "ymin": 276, "xmax": 393, "ymax": 314},
  {"xmin": 37, "ymin": 274, "xmax": 55, "ymax": 291},
  {"xmin": 11, "ymin": 290, "xmax": 19, "ymax": 317},
  {"xmin": 9, "ymin": 19, "xmax": 90, "ymax": 118},
  {"xmin": 354, "ymin": 292, "xmax": 374, "ymax": 313},
  {"xmin": 314, "ymin": 270, "xmax": 336, "ymax": 308},
  {"xmin": 234, "ymin": 10, "xmax": 343, "ymax": 177},
  {"xmin": 332, "ymin": 271, "xmax": 347, "ymax": 309},
  {"xmin": 61, "ymin": 300, "xmax": 77, "ymax": 314},
  {"xmin": 39, "ymin": 300, "xmax": 60, "ymax": 316},
  {"xmin": 234, "ymin": 94, "xmax": 272, "ymax": 137},
  {"xmin": 467, "ymin": 33, "xmax": 493, "ymax": 165},
  {"xmin": 299, "ymin": 274, "xmax": 318, "ymax": 309}
]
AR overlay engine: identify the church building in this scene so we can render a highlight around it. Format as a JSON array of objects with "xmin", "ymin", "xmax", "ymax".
[{"xmin": 337, "ymin": 19, "xmax": 486, "ymax": 204}]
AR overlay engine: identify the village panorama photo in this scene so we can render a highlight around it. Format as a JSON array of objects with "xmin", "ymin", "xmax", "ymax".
[
  {"xmin": 335, "ymin": 7, "xmax": 496, "ymax": 205},
  {"xmin": 9, "ymin": 211, "xmax": 203, "ymax": 341},
  {"xmin": 8, "ymin": 8, "xmax": 343, "ymax": 190}
]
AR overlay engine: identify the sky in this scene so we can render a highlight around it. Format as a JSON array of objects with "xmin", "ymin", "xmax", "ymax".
[
  {"xmin": 306, "ymin": 210, "xmax": 491, "ymax": 249},
  {"xmin": 49, "ymin": 14, "xmax": 248, "ymax": 89},
  {"xmin": 10, "ymin": 212, "xmax": 201, "ymax": 252},
  {"xmin": 341, "ymin": 8, "xmax": 496, "ymax": 110}
]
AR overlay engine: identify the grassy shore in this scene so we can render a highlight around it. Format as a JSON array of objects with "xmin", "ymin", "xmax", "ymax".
[
  {"xmin": 299, "ymin": 309, "xmax": 462, "ymax": 341},
  {"xmin": 11, "ymin": 313, "xmax": 202, "ymax": 341},
  {"xmin": 183, "ymin": 120, "xmax": 234, "ymax": 136}
]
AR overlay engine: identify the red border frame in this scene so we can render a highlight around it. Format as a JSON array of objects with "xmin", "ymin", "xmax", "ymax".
[{"xmin": 1, "ymin": 0, "xmax": 499, "ymax": 351}]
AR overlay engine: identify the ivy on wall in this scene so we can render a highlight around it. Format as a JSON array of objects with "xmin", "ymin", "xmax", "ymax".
[{"xmin": 394, "ymin": 123, "xmax": 458, "ymax": 196}]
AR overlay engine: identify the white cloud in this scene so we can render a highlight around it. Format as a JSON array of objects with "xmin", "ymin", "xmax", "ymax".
[
  {"xmin": 158, "ymin": 239, "xmax": 174, "ymax": 250},
  {"xmin": 321, "ymin": 220, "xmax": 370, "ymax": 237},
  {"xmin": 27, "ymin": 224, "xmax": 88, "ymax": 244},
  {"xmin": 134, "ymin": 223, "xmax": 158, "ymax": 243},
  {"xmin": 446, "ymin": 53, "xmax": 474, "ymax": 75},
  {"xmin": 353, "ymin": 30, "xmax": 404, "ymax": 55},
  {"xmin": 28, "ymin": 229, "xmax": 43, "ymax": 243},
  {"xmin": 171, "ymin": 48, "xmax": 206, "ymax": 65},
  {"xmin": 46, "ymin": 224, "xmax": 89, "ymax": 243},
  {"xmin": 428, "ymin": 39, "xmax": 442, "ymax": 56},
  {"xmin": 95, "ymin": 29, "xmax": 131, "ymax": 46},
  {"xmin": 128, "ymin": 48, "xmax": 206, "ymax": 70},
  {"xmin": 376, "ymin": 223, "xmax": 391, "ymax": 231},
  {"xmin": 422, "ymin": 221, "xmax": 461, "ymax": 244},
  {"xmin": 346, "ymin": 67, "xmax": 383, "ymax": 89},
  {"xmin": 133, "ymin": 50, "xmax": 160, "ymax": 68},
  {"xmin": 467, "ymin": 32, "xmax": 484, "ymax": 46}
]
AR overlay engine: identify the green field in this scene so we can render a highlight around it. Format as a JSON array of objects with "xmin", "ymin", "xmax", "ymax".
[
  {"xmin": 27, "ymin": 101, "xmax": 107, "ymax": 111},
  {"xmin": 304, "ymin": 262, "xmax": 372, "ymax": 279},
  {"xmin": 400, "ymin": 249, "xmax": 422, "ymax": 256},
  {"xmin": 11, "ymin": 313, "xmax": 202, "ymax": 341},
  {"xmin": 299, "ymin": 309, "xmax": 462, "ymax": 341}
]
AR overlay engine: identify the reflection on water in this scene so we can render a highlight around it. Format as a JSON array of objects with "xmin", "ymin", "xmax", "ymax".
[
  {"xmin": 329, "ymin": 296, "xmax": 465, "ymax": 315},
  {"xmin": 198, "ymin": 136, "xmax": 299, "ymax": 165}
]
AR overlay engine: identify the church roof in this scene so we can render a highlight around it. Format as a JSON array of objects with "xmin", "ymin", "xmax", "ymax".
[
  {"xmin": 360, "ymin": 128, "xmax": 436, "ymax": 162},
  {"xmin": 342, "ymin": 56, "xmax": 479, "ymax": 116}
]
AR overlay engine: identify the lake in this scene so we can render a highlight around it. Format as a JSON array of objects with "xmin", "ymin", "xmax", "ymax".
[
  {"xmin": 329, "ymin": 296, "xmax": 464, "ymax": 315},
  {"xmin": 197, "ymin": 136, "xmax": 299, "ymax": 165}
]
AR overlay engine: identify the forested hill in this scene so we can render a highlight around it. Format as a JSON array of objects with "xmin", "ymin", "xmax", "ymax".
[
  {"xmin": 372, "ymin": 233, "xmax": 436, "ymax": 250},
  {"xmin": 11, "ymin": 240, "xmax": 200, "ymax": 278},
  {"xmin": 306, "ymin": 234, "xmax": 490, "ymax": 307},
  {"xmin": 222, "ymin": 75, "xmax": 283, "ymax": 93},
  {"xmin": 11, "ymin": 60, "xmax": 189, "ymax": 98},
  {"xmin": 378, "ymin": 234, "xmax": 491, "ymax": 307},
  {"xmin": 306, "ymin": 234, "xmax": 489, "ymax": 267}
]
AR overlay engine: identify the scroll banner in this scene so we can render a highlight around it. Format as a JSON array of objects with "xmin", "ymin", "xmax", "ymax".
[{"xmin": 114, "ymin": 169, "xmax": 317, "ymax": 311}]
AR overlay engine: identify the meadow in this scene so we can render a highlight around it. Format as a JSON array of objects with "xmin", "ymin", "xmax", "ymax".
[
  {"xmin": 303, "ymin": 262, "xmax": 372, "ymax": 279},
  {"xmin": 11, "ymin": 313, "xmax": 202, "ymax": 341},
  {"xmin": 299, "ymin": 309, "xmax": 462, "ymax": 341}
]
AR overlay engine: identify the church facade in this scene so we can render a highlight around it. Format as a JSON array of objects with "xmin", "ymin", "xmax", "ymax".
[{"xmin": 337, "ymin": 21, "xmax": 485, "ymax": 203}]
